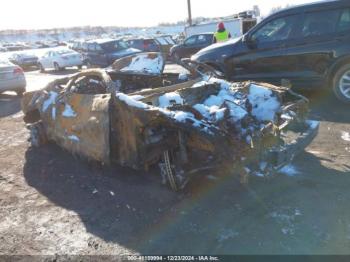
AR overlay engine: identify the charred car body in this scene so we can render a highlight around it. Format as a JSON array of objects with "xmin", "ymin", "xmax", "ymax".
[{"xmin": 22, "ymin": 52, "xmax": 319, "ymax": 190}]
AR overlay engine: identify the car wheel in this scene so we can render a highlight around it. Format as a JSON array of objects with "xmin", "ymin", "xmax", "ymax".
[
  {"xmin": 16, "ymin": 88, "xmax": 25, "ymax": 97},
  {"xmin": 54, "ymin": 62, "xmax": 61, "ymax": 71},
  {"xmin": 38, "ymin": 63, "xmax": 45, "ymax": 73},
  {"xmin": 333, "ymin": 64, "xmax": 350, "ymax": 104}
]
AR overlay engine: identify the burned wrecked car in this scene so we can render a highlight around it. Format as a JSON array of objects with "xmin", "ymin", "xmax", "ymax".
[{"xmin": 21, "ymin": 52, "xmax": 319, "ymax": 190}]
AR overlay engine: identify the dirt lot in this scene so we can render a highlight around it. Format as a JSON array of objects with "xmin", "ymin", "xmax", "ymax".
[{"xmin": 0, "ymin": 68, "xmax": 350, "ymax": 255}]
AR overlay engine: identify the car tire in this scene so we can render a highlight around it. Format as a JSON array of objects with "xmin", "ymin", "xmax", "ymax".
[
  {"xmin": 38, "ymin": 63, "xmax": 45, "ymax": 73},
  {"xmin": 54, "ymin": 62, "xmax": 62, "ymax": 71},
  {"xmin": 333, "ymin": 64, "xmax": 350, "ymax": 104}
]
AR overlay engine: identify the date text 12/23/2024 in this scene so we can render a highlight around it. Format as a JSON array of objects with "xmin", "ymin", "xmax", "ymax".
[{"xmin": 126, "ymin": 255, "xmax": 220, "ymax": 261}]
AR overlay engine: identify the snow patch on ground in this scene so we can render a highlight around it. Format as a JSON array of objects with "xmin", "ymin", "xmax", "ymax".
[
  {"xmin": 68, "ymin": 135, "xmax": 79, "ymax": 142},
  {"xmin": 120, "ymin": 53, "xmax": 163, "ymax": 75},
  {"xmin": 158, "ymin": 92, "xmax": 184, "ymax": 108},
  {"xmin": 278, "ymin": 164, "xmax": 300, "ymax": 177},
  {"xmin": 341, "ymin": 131, "xmax": 350, "ymax": 142},
  {"xmin": 62, "ymin": 104, "xmax": 77, "ymax": 118}
]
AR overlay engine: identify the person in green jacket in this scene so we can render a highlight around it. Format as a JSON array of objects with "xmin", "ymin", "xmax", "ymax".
[{"xmin": 213, "ymin": 22, "xmax": 232, "ymax": 43}]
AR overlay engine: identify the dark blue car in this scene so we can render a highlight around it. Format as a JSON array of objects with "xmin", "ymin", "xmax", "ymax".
[{"xmin": 82, "ymin": 39, "xmax": 141, "ymax": 67}]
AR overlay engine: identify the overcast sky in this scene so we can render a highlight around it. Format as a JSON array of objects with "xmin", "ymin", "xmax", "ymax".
[{"xmin": 0, "ymin": 0, "xmax": 317, "ymax": 30}]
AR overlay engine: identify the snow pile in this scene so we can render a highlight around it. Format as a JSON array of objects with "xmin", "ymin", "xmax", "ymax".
[
  {"xmin": 193, "ymin": 104, "xmax": 226, "ymax": 121},
  {"xmin": 178, "ymin": 73, "xmax": 189, "ymax": 81},
  {"xmin": 158, "ymin": 92, "xmax": 184, "ymax": 108},
  {"xmin": 248, "ymin": 84, "xmax": 280, "ymax": 121},
  {"xmin": 115, "ymin": 77, "xmax": 285, "ymax": 137},
  {"xmin": 129, "ymin": 95, "xmax": 144, "ymax": 101},
  {"xmin": 62, "ymin": 104, "xmax": 77, "ymax": 118},
  {"xmin": 116, "ymin": 93, "xmax": 149, "ymax": 109},
  {"xmin": 116, "ymin": 92, "xmax": 213, "ymax": 134},
  {"xmin": 192, "ymin": 78, "xmax": 281, "ymax": 124},
  {"xmin": 120, "ymin": 53, "xmax": 163, "ymax": 75}
]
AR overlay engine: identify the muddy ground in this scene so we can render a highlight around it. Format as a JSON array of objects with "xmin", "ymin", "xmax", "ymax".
[{"xmin": 0, "ymin": 69, "xmax": 350, "ymax": 255}]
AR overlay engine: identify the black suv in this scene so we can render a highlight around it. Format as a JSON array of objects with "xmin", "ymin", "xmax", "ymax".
[
  {"xmin": 81, "ymin": 39, "xmax": 140, "ymax": 67},
  {"xmin": 192, "ymin": 0, "xmax": 350, "ymax": 103},
  {"xmin": 170, "ymin": 33, "xmax": 213, "ymax": 61}
]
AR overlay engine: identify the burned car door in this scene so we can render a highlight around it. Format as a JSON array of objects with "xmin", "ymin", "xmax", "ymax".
[
  {"xmin": 230, "ymin": 14, "xmax": 301, "ymax": 85},
  {"xmin": 38, "ymin": 72, "xmax": 112, "ymax": 163}
]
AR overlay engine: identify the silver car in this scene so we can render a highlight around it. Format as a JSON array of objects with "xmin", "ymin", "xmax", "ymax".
[{"xmin": 0, "ymin": 60, "xmax": 26, "ymax": 95}]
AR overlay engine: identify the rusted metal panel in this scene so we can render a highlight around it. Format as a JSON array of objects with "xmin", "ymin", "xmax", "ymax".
[{"xmin": 43, "ymin": 93, "xmax": 111, "ymax": 163}]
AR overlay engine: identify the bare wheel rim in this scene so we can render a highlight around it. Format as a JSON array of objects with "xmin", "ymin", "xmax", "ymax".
[{"xmin": 339, "ymin": 70, "xmax": 350, "ymax": 99}]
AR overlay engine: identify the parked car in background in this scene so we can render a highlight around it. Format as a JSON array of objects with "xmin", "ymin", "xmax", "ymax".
[
  {"xmin": 155, "ymin": 35, "xmax": 176, "ymax": 59},
  {"xmin": 38, "ymin": 49, "xmax": 83, "ymax": 72},
  {"xmin": 33, "ymin": 41, "xmax": 50, "ymax": 49},
  {"xmin": 170, "ymin": 33, "xmax": 214, "ymax": 61},
  {"xmin": 0, "ymin": 46, "xmax": 7, "ymax": 52},
  {"xmin": 9, "ymin": 53, "xmax": 39, "ymax": 69},
  {"xmin": 3, "ymin": 43, "xmax": 30, "ymax": 51},
  {"xmin": 0, "ymin": 59, "xmax": 26, "ymax": 95},
  {"xmin": 81, "ymin": 39, "xmax": 140, "ymax": 67},
  {"xmin": 70, "ymin": 40, "xmax": 85, "ymax": 52},
  {"xmin": 126, "ymin": 38, "xmax": 161, "ymax": 52},
  {"xmin": 192, "ymin": 0, "xmax": 350, "ymax": 103}
]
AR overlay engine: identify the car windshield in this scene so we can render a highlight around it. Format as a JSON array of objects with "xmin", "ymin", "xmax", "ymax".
[{"xmin": 101, "ymin": 41, "xmax": 128, "ymax": 52}]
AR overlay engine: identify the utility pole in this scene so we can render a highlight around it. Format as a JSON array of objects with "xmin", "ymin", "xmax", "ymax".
[{"xmin": 187, "ymin": 0, "xmax": 192, "ymax": 26}]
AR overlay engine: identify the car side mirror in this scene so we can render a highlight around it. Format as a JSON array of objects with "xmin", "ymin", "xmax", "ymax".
[{"xmin": 243, "ymin": 34, "xmax": 257, "ymax": 49}]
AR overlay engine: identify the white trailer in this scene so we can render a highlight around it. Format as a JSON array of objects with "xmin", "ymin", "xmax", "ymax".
[{"xmin": 185, "ymin": 18, "xmax": 257, "ymax": 38}]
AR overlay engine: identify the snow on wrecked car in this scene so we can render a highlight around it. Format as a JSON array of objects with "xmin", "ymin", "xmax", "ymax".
[{"xmin": 21, "ymin": 52, "xmax": 319, "ymax": 191}]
